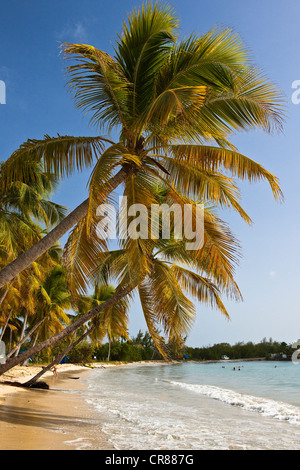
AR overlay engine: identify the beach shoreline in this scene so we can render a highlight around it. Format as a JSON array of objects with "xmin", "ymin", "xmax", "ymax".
[
  {"xmin": 0, "ymin": 360, "xmax": 175, "ymax": 450},
  {"xmin": 0, "ymin": 363, "xmax": 115, "ymax": 450},
  {"xmin": 0, "ymin": 358, "xmax": 270, "ymax": 450}
]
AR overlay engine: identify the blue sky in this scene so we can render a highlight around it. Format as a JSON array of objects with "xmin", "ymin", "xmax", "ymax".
[{"xmin": 0, "ymin": 0, "xmax": 299, "ymax": 347}]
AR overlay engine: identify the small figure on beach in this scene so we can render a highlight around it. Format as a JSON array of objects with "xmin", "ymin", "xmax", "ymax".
[{"xmin": 51, "ymin": 365, "xmax": 58, "ymax": 378}]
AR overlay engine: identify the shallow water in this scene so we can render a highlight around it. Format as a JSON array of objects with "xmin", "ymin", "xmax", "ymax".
[{"xmin": 72, "ymin": 361, "xmax": 300, "ymax": 450}]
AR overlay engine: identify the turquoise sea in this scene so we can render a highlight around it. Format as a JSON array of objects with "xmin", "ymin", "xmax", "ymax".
[{"xmin": 68, "ymin": 361, "xmax": 300, "ymax": 450}]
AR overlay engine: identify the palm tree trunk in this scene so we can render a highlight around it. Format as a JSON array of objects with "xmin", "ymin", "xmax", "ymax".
[
  {"xmin": 24, "ymin": 325, "xmax": 95, "ymax": 387},
  {"xmin": 8, "ymin": 326, "xmax": 12, "ymax": 352},
  {"xmin": 107, "ymin": 338, "xmax": 111, "ymax": 361},
  {"xmin": 13, "ymin": 311, "xmax": 28, "ymax": 357},
  {"xmin": 0, "ymin": 288, "xmax": 8, "ymax": 305},
  {"xmin": 0, "ymin": 309, "xmax": 12, "ymax": 341},
  {"xmin": 0, "ymin": 284, "xmax": 131, "ymax": 375},
  {"xmin": 6, "ymin": 317, "xmax": 45, "ymax": 359},
  {"xmin": 0, "ymin": 169, "xmax": 127, "ymax": 289}
]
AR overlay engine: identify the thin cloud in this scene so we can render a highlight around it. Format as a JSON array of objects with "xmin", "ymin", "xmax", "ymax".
[{"xmin": 56, "ymin": 22, "xmax": 88, "ymax": 43}]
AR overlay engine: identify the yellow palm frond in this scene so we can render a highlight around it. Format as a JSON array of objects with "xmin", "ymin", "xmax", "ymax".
[
  {"xmin": 169, "ymin": 145, "xmax": 283, "ymax": 201},
  {"xmin": 171, "ymin": 265, "xmax": 229, "ymax": 318},
  {"xmin": 63, "ymin": 216, "xmax": 107, "ymax": 297}
]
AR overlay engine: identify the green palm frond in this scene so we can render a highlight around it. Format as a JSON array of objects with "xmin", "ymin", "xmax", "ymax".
[
  {"xmin": 147, "ymin": 157, "xmax": 252, "ymax": 223},
  {"xmin": 115, "ymin": 1, "xmax": 178, "ymax": 121},
  {"xmin": 1, "ymin": 134, "xmax": 110, "ymax": 185},
  {"xmin": 62, "ymin": 43, "xmax": 132, "ymax": 132},
  {"xmin": 138, "ymin": 280, "xmax": 168, "ymax": 357}
]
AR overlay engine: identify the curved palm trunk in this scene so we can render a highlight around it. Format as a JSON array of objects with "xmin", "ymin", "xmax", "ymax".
[
  {"xmin": 0, "ymin": 309, "xmax": 12, "ymax": 341},
  {"xmin": 0, "ymin": 169, "xmax": 127, "ymax": 289},
  {"xmin": 6, "ymin": 317, "xmax": 45, "ymax": 359},
  {"xmin": 13, "ymin": 311, "xmax": 28, "ymax": 357},
  {"xmin": 0, "ymin": 285, "xmax": 131, "ymax": 375},
  {"xmin": 24, "ymin": 325, "xmax": 95, "ymax": 387},
  {"xmin": 0, "ymin": 288, "xmax": 8, "ymax": 305}
]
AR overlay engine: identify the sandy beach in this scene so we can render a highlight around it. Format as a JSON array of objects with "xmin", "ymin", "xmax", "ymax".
[
  {"xmin": 0, "ymin": 363, "xmax": 115, "ymax": 450},
  {"xmin": 0, "ymin": 360, "xmax": 178, "ymax": 450}
]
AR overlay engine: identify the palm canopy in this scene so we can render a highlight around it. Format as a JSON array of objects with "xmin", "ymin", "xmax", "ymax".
[
  {"xmin": 0, "ymin": 160, "xmax": 67, "ymax": 261},
  {"xmin": 91, "ymin": 224, "xmax": 236, "ymax": 357},
  {"xmin": 78, "ymin": 181, "xmax": 242, "ymax": 357},
  {"xmin": 29, "ymin": 266, "xmax": 71, "ymax": 341},
  {"xmin": 77, "ymin": 283, "xmax": 130, "ymax": 344},
  {"xmin": 0, "ymin": 1, "xmax": 284, "ymax": 296},
  {"xmin": 1, "ymin": 2, "xmax": 283, "ymax": 195}
]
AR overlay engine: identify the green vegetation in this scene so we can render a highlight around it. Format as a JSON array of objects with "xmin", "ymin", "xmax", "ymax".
[
  {"xmin": 31, "ymin": 332, "xmax": 294, "ymax": 364},
  {"xmin": 183, "ymin": 338, "xmax": 294, "ymax": 361}
]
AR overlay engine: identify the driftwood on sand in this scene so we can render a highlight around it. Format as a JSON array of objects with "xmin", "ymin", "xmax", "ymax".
[{"xmin": 3, "ymin": 380, "xmax": 49, "ymax": 389}]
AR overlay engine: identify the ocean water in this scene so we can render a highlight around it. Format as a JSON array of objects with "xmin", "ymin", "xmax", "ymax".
[{"xmin": 71, "ymin": 361, "xmax": 300, "ymax": 450}]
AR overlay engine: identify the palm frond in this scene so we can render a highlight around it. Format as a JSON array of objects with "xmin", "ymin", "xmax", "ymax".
[
  {"xmin": 168, "ymin": 144, "xmax": 283, "ymax": 201},
  {"xmin": 62, "ymin": 43, "xmax": 131, "ymax": 131},
  {"xmin": 171, "ymin": 265, "xmax": 229, "ymax": 318},
  {"xmin": 1, "ymin": 134, "xmax": 109, "ymax": 185},
  {"xmin": 63, "ymin": 216, "xmax": 107, "ymax": 297},
  {"xmin": 115, "ymin": 1, "xmax": 178, "ymax": 121}
]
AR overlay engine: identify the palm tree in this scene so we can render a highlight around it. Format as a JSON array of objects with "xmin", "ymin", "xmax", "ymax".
[
  {"xmin": 88, "ymin": 284, "xmax": 130, "ymax": 360},
  {"xmin": 25, "ymin": 266, "xmax": 71, "ymax": 352},
  {"xmin": 24, "ymin": 282, "xmax": 129, "ymax": 386},
  {"xmin": 0, "ymin": 187, "xmax": 239, "ymax": 374},
  {"xmin": 2, "ymin": 262, "xmax": 69, "ymax": 359},
  {"xmin": 89, "ymin": 183, "xmax": 241, "ymax": 356},
  {"xmin": 0, "ymin": 2, "xmax": 284, "ymax": 289},
  {"xmin": 0, "ymin": 3, "xmax": 285, "ymax": 376},
  {"xmin": 0, "ymin": 161, "xmax": 67, "ymax": 262}
]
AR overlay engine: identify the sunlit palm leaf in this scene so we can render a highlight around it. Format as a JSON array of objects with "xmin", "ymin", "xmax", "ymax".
[
  {"xmin": 63, "ymin": 216, "xmax": 107, "ymax": 297},
  {"xmin": 1, "ymin": 134, "xmax": 109, "ymax": 185},
  {"xmin": 168, "ymin": 144, "xmax": 283, "ymax": 201}
]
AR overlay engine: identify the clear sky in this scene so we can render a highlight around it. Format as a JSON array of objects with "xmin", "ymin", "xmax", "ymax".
[{"xmin": 0, "ymin": 0, "xmax": 299, "ymax": 347}]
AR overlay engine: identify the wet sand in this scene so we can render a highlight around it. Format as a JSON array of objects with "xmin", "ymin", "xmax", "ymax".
[{"xmin": 0, "ymin": 365, "xmax": 113, "ymax": 450}]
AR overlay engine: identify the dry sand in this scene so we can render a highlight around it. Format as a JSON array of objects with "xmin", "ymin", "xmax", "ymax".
[{"xmin": 0, "ymin": 364, "xmax": 115, "ymax": 450}]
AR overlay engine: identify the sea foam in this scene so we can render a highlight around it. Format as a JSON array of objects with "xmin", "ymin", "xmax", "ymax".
[{"xmin": 168, "ymin": 380, "xmax": 300, "ymax": 425}]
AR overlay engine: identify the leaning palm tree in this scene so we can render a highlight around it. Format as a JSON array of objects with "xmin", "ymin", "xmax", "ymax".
[
  {"xmin": 0, "ymin": 187, "xmax": 240, "ymax": 374},
  {"xmin": 96, "ymin": 247, "xmax": 229, "ymax": 358},
  {"xmin": 0, "ymin": 1, "xmax": 284, "ymax": 289},
  {"xmin": 24, "ymin": 282, "xmax": 129, "ymax": 386},
  {"xmin": 89, "ymin": 182, "xmax": 241, "ymax": 356},
  {"xmin": 2, "ymin": 260, "xmax": 68, "ymax": 358}
]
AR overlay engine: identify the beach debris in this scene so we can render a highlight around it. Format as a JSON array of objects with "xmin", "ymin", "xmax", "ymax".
[
  {"xmin": 2, "ymin": 380, "xmax": 49, "ymax": 389},
  {"xmin": 28, "ymin": 381, "xmax": 49, "ymax": 389}
]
